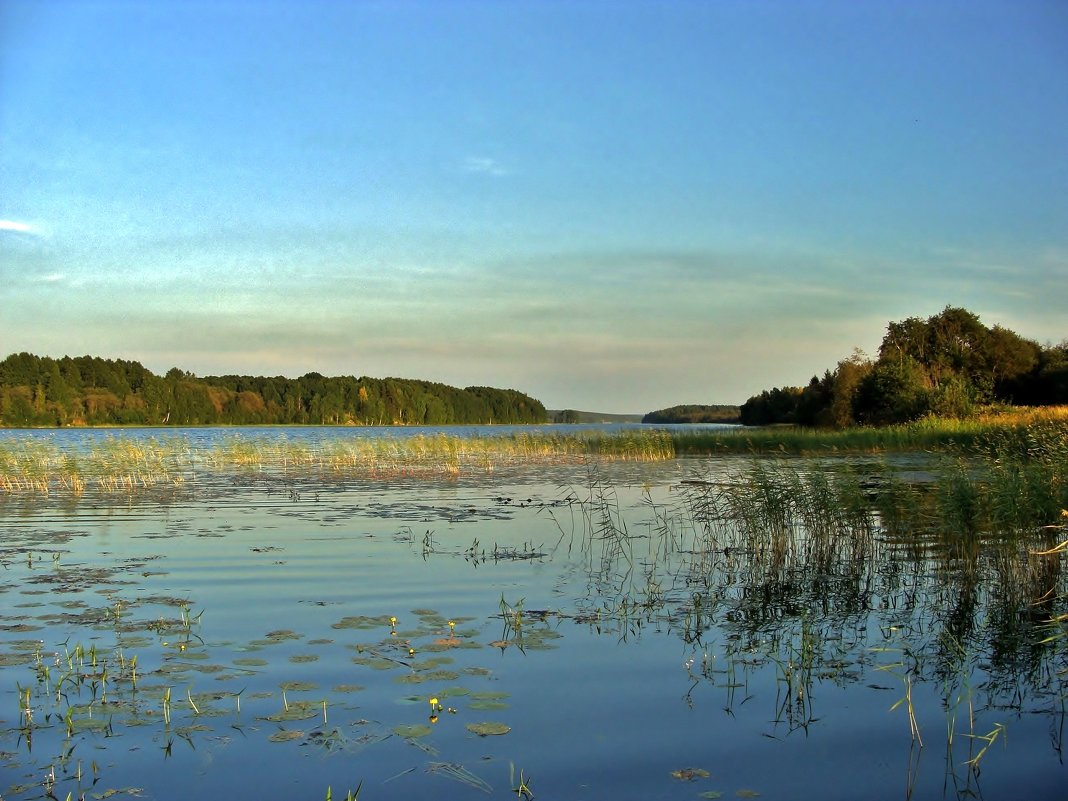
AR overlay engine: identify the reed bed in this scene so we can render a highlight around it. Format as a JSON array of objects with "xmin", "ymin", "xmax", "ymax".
[
  {"xmin": 0, "ymin": 436, "xmax": 188, "ymax": 496},
  {"xmin": 672, "ymin": 406, "xmax": 1068, "ymax": 455},
  {"xmin": 0, "ymin": 430, "xmax": 676, "ymax": 497},
  {"xmin": 675, "ymin": 461, "xmax": 883, "ymax": 583}
]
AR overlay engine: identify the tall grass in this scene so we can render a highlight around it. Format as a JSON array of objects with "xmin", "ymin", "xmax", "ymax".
[
  {"xmin": 672, "ymin": 406, "xmax": 1068, "ymax": 455},
  {"xmin": 0, "ymin": 430, "xmax": 675, "ymax": 497},
  {"xmin": 0, "ymin": 435, "xmax": 187, "ymax": 495}
]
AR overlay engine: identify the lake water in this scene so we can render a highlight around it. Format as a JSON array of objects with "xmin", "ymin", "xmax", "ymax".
[{"xmin": 1, "ymin": 427, "xmax": 1065, "ymax": 800}]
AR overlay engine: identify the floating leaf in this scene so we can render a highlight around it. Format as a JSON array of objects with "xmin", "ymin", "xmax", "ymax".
[
  {"xmin": 332, "ymin": 615, "xmax": 392, "ymax": 630},
  {"xmin": 268, "ymin": 729, "xmax": 304, "ymax": 743},
  {"xmin": 264, "ymin": 629, "xmax": 302, "ymax": 641},
  {"xmin": 466, "ymin": 721, "xmax": 511, "ymax": 736},
  {"xmin": 259, "ymin": 701, "xmax": 319, "ymax": 722},
  {"xmin": 352, "ymin": 656, "xmax": 401, "ymax": 670},
  {"xmin": 736, "ymin": 790, "xmax": 760, "ymax": 798},
  {"xmin": 699, "ymin": 792, "xmax": 724, "ymax": 799},
  {"xmin": 474, "ymin": 702, "xmax": 511, "ymax": 712},
  {"xmin": 671, "ymin": 768, "xmax": 710, "ymax": 781},
  {"xmin": 394, "ymin": 724, "xmax": 433, "ymax": 738},
  {"xmin": 438, "ymin": 685, "xmax": 472, "ymax": 698},
  {"xmin": 422, "ymin": 670, "xmax": 460, "ymax": 681},
  {"xmin": 332, "ymin": 684, "xmax": 365, "ymax": 694},
  {"xmin": 279, "ymin": 680, "xmax": 318, "ymax": 691},
  {"xmin": 413, "ymin": 656, "xmax": 455, "ymax": 670}
]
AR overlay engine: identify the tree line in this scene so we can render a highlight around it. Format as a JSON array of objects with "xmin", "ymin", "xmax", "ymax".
[
  {"xmin": 740, "ymin": 307, "xmax": 1068, "ymax": 427},
  {"xmin": 642, "ymin": 404, "xmax": 741, "ymax": 424},
  {"xmin": 0, "ymin": 353, "xmax": 547, "ymax": 427}
]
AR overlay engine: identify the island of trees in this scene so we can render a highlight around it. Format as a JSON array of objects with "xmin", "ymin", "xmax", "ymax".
[
  {"xmin": 641, "ymin": 404, "xmax": 741, "ymax": 424},
  {"xmin": 740, "ymin": 306, "xmax": 1068, "ymax": 427},
  {"xmin": 0, "ymin": 353, "xmax": 547, "ymax": 427}
]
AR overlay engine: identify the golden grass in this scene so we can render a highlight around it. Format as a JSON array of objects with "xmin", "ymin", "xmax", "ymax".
[{"xmin": 0, "ymin": 430, "xmax": 675, "ymax": 496}]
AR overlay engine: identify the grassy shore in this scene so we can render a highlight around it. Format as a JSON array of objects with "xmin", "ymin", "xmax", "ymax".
[{"xmin": 671, "ymin": 405, "xmax": 1068, "ymax": 455}]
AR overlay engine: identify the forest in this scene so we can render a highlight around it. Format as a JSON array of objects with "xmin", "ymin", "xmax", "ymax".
[
  {"xmin": 740, "ymin": 306, "xmax": 1068, "ymax": 426},
  {"xmin": 641, "ymin": 404, "xmax": 741, "ymax": 424},
  {"xmin": 0, "ymin": 353, "xmax": 547, "ymax": 427}
]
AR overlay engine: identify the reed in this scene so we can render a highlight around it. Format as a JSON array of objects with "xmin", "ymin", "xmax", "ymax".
[
  {"xmin": 0, "ymin": 430, "xmax": 677, "ymax": 497},
  {"xmin": 672, "ymin": 408, "xmax": 1068, "ymax": 455}
]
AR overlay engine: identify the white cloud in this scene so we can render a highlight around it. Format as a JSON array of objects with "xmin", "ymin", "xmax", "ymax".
[{"xmin": 0, "ymin": 219, "xmax": 37, "ymax": 234}]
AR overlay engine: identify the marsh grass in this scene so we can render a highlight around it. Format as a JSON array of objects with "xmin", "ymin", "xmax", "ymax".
[
  {"xmin": 931, "ymin": 419, "xmax": 1068, "ymax": 536},
  {"xmin": 672, "ymin": 406, "xmax": 1068, "ymax": 455},
  {"xmin": 0, "ymin": 430, "xmax": 675, "ymax": 497},
  {"xmin": 0, "ymin": 435, "xmax": 187, "ymax": 496}
]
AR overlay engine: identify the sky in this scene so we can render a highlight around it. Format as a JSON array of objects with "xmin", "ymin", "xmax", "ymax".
[{"xmin": 2, "ymin": 0, "xmax": 1066, "ymax": 414}]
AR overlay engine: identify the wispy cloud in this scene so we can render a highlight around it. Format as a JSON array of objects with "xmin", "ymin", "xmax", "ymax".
[
  {"xmin": 461, "ymin": 156, "xmax": 507, "ymax": 176},
  {"xmin": 0, "ymin": 219, "xmax": 38, "ymax": 234}
]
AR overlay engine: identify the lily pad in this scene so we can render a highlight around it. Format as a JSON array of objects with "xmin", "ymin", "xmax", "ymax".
[
  {"xmin": 466, "ymin": 721, "xmax": 511, "ymax": 736},
  {"xmin": 259, "ymin": 701, "xmax": 319, "ymax": 722},
  {"xmin": 268, "ymin": 728, "xmax": 304, "ymax": 743},
  {"xmin": 264, "ymin": 629, "xmax": 302, "ymax": 641},
  {"xmin": 468, "ymin": 700, "xmax": 508, "ymax": 711},
  {"xmin": 352, "ymin": 656, "xmax": 402, "ymax": 670},
  {"xmin": 332, "ymin": 684, "xmax": 365, "ymax": 693},
  {"xmin": 280, "ymin": 680, "xmax": 318, "ymax": 691},
  {"xmin": 394, "ymin": 724, "xmax": 433, "ymax": 738},
  {"xmin": 671, "ymin": 768, "xmax": 710, "ymax": 781},
  {"xmin": 332, "ymin": 614, "xmax": 392, "ymax": 630}
]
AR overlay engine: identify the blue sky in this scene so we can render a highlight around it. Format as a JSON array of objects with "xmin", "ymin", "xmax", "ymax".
[{"xmin": 2, "ymin": 1, "xmax": 1066, "ymax": 413}]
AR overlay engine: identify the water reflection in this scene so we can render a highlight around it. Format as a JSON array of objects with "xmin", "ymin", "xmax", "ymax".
[{"xmin": 1, "ymin": 447, "xmax": 1065, "ymax": 800}]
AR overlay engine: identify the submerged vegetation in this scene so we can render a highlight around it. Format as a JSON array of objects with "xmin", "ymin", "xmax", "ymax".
[{"xmin": 0, "ymin": 352, "xmax": 547, "ymax": 427}]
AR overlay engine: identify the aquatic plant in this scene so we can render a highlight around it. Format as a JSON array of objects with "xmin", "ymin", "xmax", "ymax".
[
  {"xmin": 510, "ymin": 763, "xmax": 535, "ymax": 799},
  {"xmin": 324, "ymin": 782, "xmax": 361, "ymax": 800},
  {"xmin": 0, "ymin": 430, "xmax": 676, "ymax": 499}
]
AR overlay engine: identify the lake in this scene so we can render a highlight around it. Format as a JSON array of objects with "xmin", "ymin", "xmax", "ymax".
[{"xmin": 1, "ymin": 426, "xmax": 1065, "ymax": 800}]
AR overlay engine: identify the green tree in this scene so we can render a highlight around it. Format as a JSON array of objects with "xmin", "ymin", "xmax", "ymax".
[{"xmin": 853, "ymin": 357, "xmax": 929, "ymax": 425}]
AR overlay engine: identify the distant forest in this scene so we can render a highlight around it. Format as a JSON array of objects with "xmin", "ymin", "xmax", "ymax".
[
  {"xmin": 642, "ymin": 404, "xmax": 741, "ymax": 424},
  {"xmin": 741, "ymin": 306, "xmax": 1068, "ymax": 427},
  {"xmin": 0, "ymin": 353, "xmax": 547, "ymax": 427}
]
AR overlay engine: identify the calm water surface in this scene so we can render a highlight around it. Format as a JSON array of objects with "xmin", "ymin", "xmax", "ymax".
[{"xmin": 1, "ymin": 427, "xmax": 1065, "ymax": 800}]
